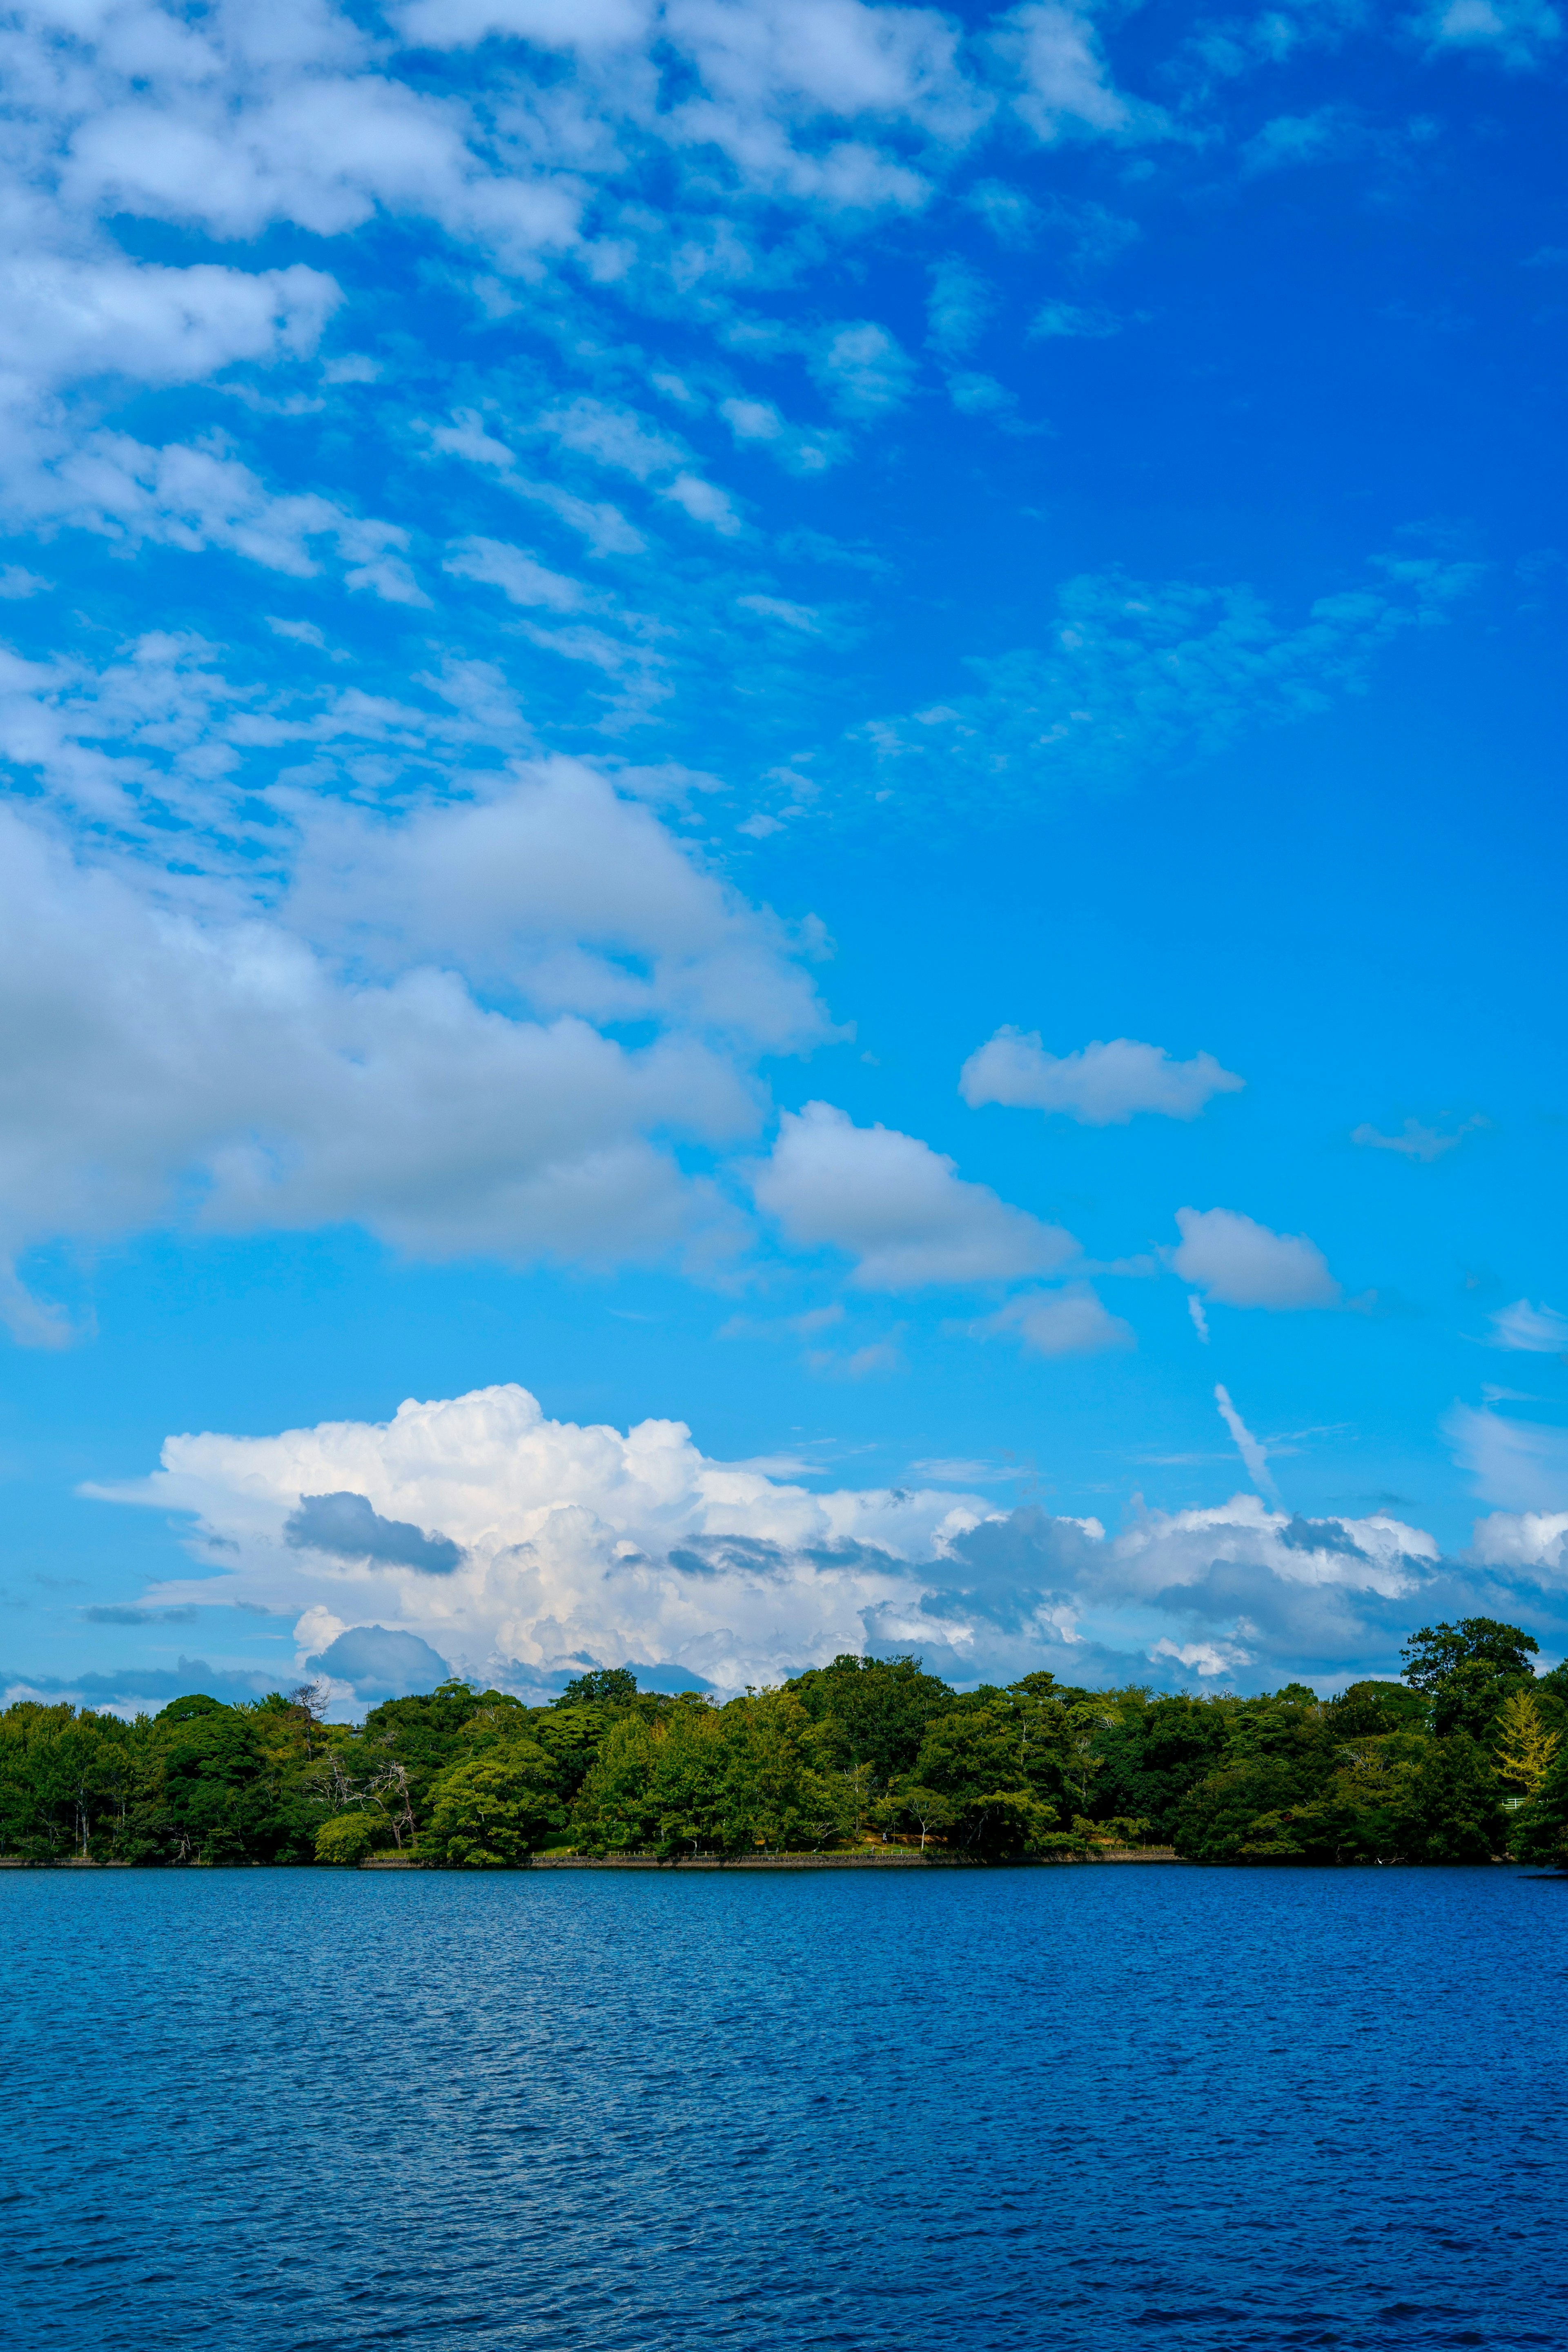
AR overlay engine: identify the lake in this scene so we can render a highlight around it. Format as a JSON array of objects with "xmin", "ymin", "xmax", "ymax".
[{"xmin": 2, "ymin": 1866, "xmax": 1564, "ymax": 2349}]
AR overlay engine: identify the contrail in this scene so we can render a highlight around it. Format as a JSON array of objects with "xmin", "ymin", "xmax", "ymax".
[{"xmin": 1214, "ymin": 1383, "xmax": 1279, "ymax": 1501}]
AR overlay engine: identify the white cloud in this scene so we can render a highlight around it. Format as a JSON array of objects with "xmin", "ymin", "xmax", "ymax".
[
  {"xmin": 287, "ymin": 755, "xmax": 831, "ymax": 1048},
  {"xmin": 1172, "ymin": 1207, "xmax": 1341, "ymax": 1310},
  {"xmin": 1468, "ymin": 1509, "xmax": 1568, "ymax": 1581},
  {"xmin": 810, "ymin": 321, "xmax": 916, "ymax": 416},
  {"xmin": 1447, "ymin": 1404, "xmax": 1568, "ymax": 1512},
  {"xmin": 960, "ymin": 1030, "xmax": 1244, "ymax": 1123},
  {"xmin": 660, "ymin": 471, "xmax": 744, "ymax": 534},
  {"xmin": 1149, "ymin": 1636, "xmax": 1253, "ymax": 1677},
  {"xmin": 537, "ymin": 397, "xmax": 687, "ymax": 482},
  {"xmin": 994, "ymin": 1, "xmax": 1169, "ymax": 145},
  {"xmin": 752, "ymin": 1101, "xmax": 1078, "ymax": 1288},
  {"xmin": 1487, "ymin": 1299, "xmax": 1568, "ymax": 1353},
  {"xmin": 86, "ymin": 1387, "xmax": 1463, "ymax": 1698},
  {"xmin": 972, "ymin": 1283, "xmax": 1135, "ymax": 1357},
  {"xmin": 1425, "ymin": 0, "xmax": 1561, "ymax": 65},
  {"xmin": 394, "ymin": 0, "xmax": 656, "ymax": 53},
  {"xmin": 1028, "ymin": 298, "xmax": 1121, "ymax": 339},
  {"xmin": 0, "ymin": 803, "xmax": 758, "ymax": 1281},
  {"xmin": 0, "ymin": 258, "xmax": 339, "ymax": 390},
  {"xmin": 443, "ymin": 535, "xmax": 586, "ymax": 610},
  {"xmin": 0, "ymin": 700, "xmax": 843, "ymax": 1321},
  {"xmin": 94, "ymin": 1380, "xmax": 993, "ymax": 1695}
]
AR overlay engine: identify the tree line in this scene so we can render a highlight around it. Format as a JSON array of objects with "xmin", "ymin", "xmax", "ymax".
[{"xmin": 2, "ymin": 1616, "xmax": 1566, "ymax": 1869}]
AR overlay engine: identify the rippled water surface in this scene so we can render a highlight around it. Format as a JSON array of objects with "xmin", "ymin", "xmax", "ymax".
[{"xmin": 3, "ymin": 1866, "xmax": 1566, "ymax": 2350}]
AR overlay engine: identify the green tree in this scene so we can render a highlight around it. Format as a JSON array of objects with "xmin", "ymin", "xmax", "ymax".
[
  {"xmin": 1397, "ymin": 1732, "xmax": 1507, "ymax": 1861},
  {"xmin": 559, "ymin": 1667, "xmax": 639, "ymax": 1706},
  {"xmin": 1493, "ymin": 1688, "xmax": 1560, "ymax": 1796},
  {"xmin": 315, "ymin": 1812, "xmax": 389, "ymax": 1864},
  {"xmin": 1510, "ymin": 1738, "xmax": 1568, "ymax": 1868},
  {"xmin": 1401, "ymin": 1618, "xmax": 1540, "ymax": 1740},
  {"xmin": 1091, "ymin": 1694, "xmax": 1238, "ymax": 1842},
  {"xmin": 421, "ymin": 1743, "xmax": 564, "ymax": 1866},
  {"xmin": 872, "ymin": 1783, "xmax": 957, "ymax": 1851},
  {"xmin": 784, "ymin": 1655, "xmax": 955, "ymax": 1786},
  {"xmin": 571, "ymin": 1714, "xmax": 664, "ymax": 1852},
  {"xmin": 909, "ymin": 1708, "xmax": 1081, "ymax": 1858}
]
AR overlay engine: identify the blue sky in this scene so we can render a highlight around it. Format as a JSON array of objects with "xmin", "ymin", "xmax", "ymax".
[{"xmin": 2, "ymin": 0, "xmax": 1565, "ymax": 1711}]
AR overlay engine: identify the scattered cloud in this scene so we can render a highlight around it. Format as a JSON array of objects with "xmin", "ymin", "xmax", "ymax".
[
  {"xmin": 1172, "ymin": 1207, "xmax": 1341, "ymax": 1310},
  {"xmin": 1352, "ymin": 1114, "xmax": 1485, "ymax": 1161},
  {"xmin": 834, "ymin": 559, "xmax": 1482, "ymax": 811},
  {"xmin": 961, "ymin": 1031, "xmax": 1244, "ymax": 1123},
  {"xmin": 1028, "ymin": 298, "xmax": 1122, "ymax": 338},
  {"xmin": 971, "ymin": 1283, "xmax": 1136, "ymax": 1357},
  {"xmin": 1446, "ymin": 1403, "xmax": 1568, "ymax": 1512},
  {"xmin": 751, "ymin": 1102, "xmax": 1078, "ymax": 1289},
  {"xmin": 1487, "ymin": 1299, "xmax": 1568, "ymax": 1353}
]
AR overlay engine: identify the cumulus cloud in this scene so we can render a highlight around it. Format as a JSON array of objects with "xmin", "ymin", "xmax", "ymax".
[
  {"xmin": 285, "ymin": 1492, "xmax": 463, "ymax": 1574},
  {"xmin": 85, "ymin": 1381, "xmax": 1523, "ymax": 1699},
  {"xmin": 304, "ymin": 1623, "xmax": 453, "ymax": 1697},
  {"xmin": 971, "ymin": 1284, "xmax": 1135, "ymax": 1357},
  {"xmin": 0, "ymin": 731, "xmax": 842, "ymax": 1320},
  {"xmin": 960, "ymin": 1030, "xmax": 1244, "ymax": 1123},
  {"xmin": 752, "ymin": 1101, "xmax": 1078, "ymax": 1288},
  {"xmin": 94, "ymin": 1381, "xmax": 995, "ymax": 1695},
  {"xmin": 1468, "ymin": 1508, "xmax": 1568, "ymax": 1581},
  {"xmin": 1172, "ymin": 1207, "xmax": 1341, "ymax": 1310}
]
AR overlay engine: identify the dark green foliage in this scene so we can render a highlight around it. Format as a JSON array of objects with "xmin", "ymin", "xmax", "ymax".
[
  {"xmin": 559, "ymin": 1668, "xmax": 639, "ymax": 1706},
  {"xmin": 0, "ymin": 1623, "xmax": 1545, "ymax": 1867},
  {"xmin": 1325, "ymin": 1681, "xmax": 1430, "ymax": 1737},
  {"xmin": 1401, "ymin": 1617, "xmax": 1541, "ymax": 1740},
  {"xmin": 1091, "ymin": 1695, "xmax": 1236, "ymax": 1840},
  {"xmin": 784, "ymin": 1653, "xmax": 955, "ymax": 1782},
  {"xmin": 1509, "ymin": 1738, "xmax": 1568, "ymax": 1868}
]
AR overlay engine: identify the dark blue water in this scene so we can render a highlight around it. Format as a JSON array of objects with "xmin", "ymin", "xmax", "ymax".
[{"xmin": 3, "ymin": 1867, "xmax": 1565, "ymax": 2350}]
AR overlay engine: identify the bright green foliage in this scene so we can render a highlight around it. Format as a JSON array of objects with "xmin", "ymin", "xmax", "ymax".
[
  {"xmin": 575, "ymin": 1690, "xmax": 850, "ymax": 1857},
  {"xmin": 1492, "ymin": 1689, "xmax": 1560, "ymax": 1795},
  {"xmin": 421, "ymin": 1743, "xmax": 565, "ymax": 1867},
  {"xmin": 315, "ymin": 1812, "xmax": 389, "ymax": 1864}
]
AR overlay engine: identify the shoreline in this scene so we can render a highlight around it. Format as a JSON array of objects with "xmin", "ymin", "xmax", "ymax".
[{"xmin": 0, "ymin": 1845, "xmax": 1186, "ymax": 1872}]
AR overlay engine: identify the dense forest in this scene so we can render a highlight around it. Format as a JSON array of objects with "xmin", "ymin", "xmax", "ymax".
[{"xmin": 3, "ymin": 1617, "xmax": 1566, "ymax": 1869}]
